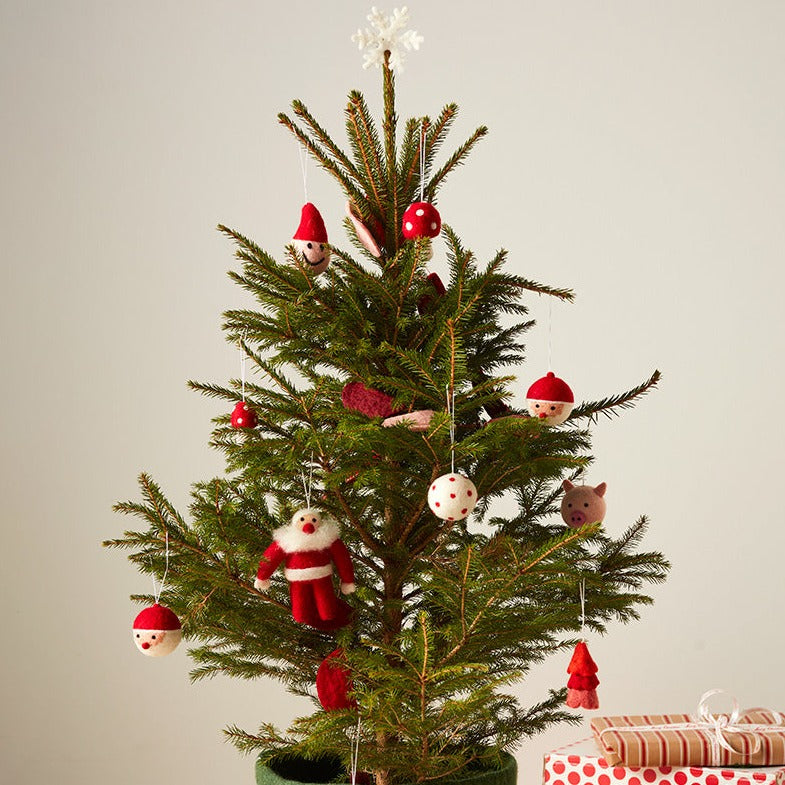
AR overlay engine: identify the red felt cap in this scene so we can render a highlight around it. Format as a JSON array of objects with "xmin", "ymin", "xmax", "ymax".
[
  {"xmin": 526, "ymin": 371, "xmax": 574, "ymax": 403},
  {"xmin": 293, "ymin": 202, "xmax": 328, "ymax": 243},
  {"xmin": 133, "ymin": 603, "xmax": 182, "ymax": 631}
]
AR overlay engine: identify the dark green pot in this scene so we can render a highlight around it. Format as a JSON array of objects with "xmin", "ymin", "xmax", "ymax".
[{"xmin": 256, "ymin": 752, "xmax": 517, "ymax": 785}]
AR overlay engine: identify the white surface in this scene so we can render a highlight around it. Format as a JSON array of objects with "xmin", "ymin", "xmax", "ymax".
[{"xmin": 2, "ymin": 1, "xmax": 784, "ymax": 784}]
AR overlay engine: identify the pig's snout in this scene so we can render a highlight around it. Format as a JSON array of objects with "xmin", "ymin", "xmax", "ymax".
[{"xmin": 568, "ymin": 510, "xmax": 586, "ymax": 527}]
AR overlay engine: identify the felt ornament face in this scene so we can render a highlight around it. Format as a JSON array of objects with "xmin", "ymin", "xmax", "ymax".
[
  {"xmin": 293, "ymin": 239, "xmax": 330, "ymax": 274},
  {"xmin": 560, "ymin": 480, "xmax": 607, "ymax": 528},
  {"xmin": 291, "ymin": 507, "xmax": 323, "ymax": 534},
  {"xmin": 526, "ymin": 372, "xmax": 575, "ymax": 425},
  {"xmin": 292, "ymin": 202, "xmax": 330, "ymax": 274},
  {"xmin": 427, "ymin": 473, "xmax": 478, "ymax": 521},
  {"xmin": 132, "ymin": 603, "xmax": 182, "ymax": 658}
]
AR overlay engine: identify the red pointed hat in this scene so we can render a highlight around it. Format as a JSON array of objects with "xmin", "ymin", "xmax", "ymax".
[
  {"xmin": 293, "ymin": 202, "xmax": 328, "ymax": 243},
  {"xmin": 133, "ymin": 603, "xmax": 182, "ymax": 631},
  {"xmin": 526, "ymin": 371, "xmax": 574, "ymax": 403}
]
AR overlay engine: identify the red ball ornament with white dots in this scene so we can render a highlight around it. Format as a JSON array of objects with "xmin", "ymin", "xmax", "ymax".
[
  {"xmin": 402, "ymin": 201, "xmax": 441, "ymax": 239},
  {"xmin": 231, "ymin": 401, "xmax": 257, "ymax": 429},
  {"xmin": 427, "ymin": 473, "xmax": 478, "ymax": 521}
]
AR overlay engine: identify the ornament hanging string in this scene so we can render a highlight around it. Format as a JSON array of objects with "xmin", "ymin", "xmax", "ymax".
[
  {"xmin": 446, "ymin": 384, "xmax": 456, "ymax": 474},
  {"xmin": 349, "ymin": 715, "xmax": 361, "ymax": 785},
  {"xmin": 547, "ymin": 297, "xmax": 553, "ymax": 372},
  {"xmin": 239, "ymin": 337, "xmax": 247, "ymax": 402},
  {"xmin": 579, "ymin": 578, "xmax": 586, "ymax": 640},
  {"xmin": 301, "ymin": 451, "xmax": 315, "ymax": 509},
  {"xmin": 298, "ymin": 143, "xmax": 309, "ymax": 202},
  {"xmin": 152, "ymin": 531, "xmax": 170, "ymax": 605},
  {"xmin": 419, "ymin": 120, "xmax": 426, "ymax": 202}
]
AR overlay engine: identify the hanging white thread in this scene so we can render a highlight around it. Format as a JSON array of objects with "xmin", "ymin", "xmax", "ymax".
[
  {"xmin": 152, "ymin": 531, "xmax": 170, "ymax": 605},
  {"xmin": 579, "ymin": 578, "xmax": 586, "ymax": 640},
  {"xmin": 298, "ymin": 144, "xmax": 309, "ymax": 202},
  {"xmin": 301, "ymin": 451, "xmax": 314, "ymax": 509},
  {"xmin": 547, "ymin": 297, "xmax": 553, "ymax": 373},
  {"xmin": 419, "ymin": 120, "xmax": 426, "ymax": 202},
  {"xmin": 239, "ymin": 340, "xmax": 246, "ymax": 402},
  {"xmin": 349, "ymin": 716, "xmax": 361, "ymax": 785},
  {"xmin": 446, "ymin": 384, "xmax": 456, "ymax": 474}
]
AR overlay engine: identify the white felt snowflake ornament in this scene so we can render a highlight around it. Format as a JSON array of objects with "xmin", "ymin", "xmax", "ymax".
[{"xmin": 352, "ymin": 6, "xmax": 423, "ymax": 73}]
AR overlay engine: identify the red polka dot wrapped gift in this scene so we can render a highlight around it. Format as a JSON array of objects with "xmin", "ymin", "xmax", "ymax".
[{"xmin": 542, "ymin": 736, "xmax": 785, "ymax": 785}]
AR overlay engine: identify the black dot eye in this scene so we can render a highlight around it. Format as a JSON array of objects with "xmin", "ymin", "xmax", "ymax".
[
  {"xmin": 583, "ymin": 503, "xmax": 589, "ymax": 508},
  {"xmin": 307, "ymin": 242, "xmax": 313, "ymax": 249},
  {"xmin": 312, "ymin": 517, "xmax": 317, "ymax": 523},
  {"xmin": 567, "ymin": 503, "xmax": 572, "ymax": 508},
  {"xmin": 550, "ymin": 405, "xmax": 556, "ymax": 411},
  {"xmin": 319, "ymin": 244, "xmax": 324, "ymax": 250},
  {"xmin": 300, "ymin": 516, "xmax": 305, "ymax": 521},
  {"xmin": 152, "ymin": 635, "xmax": 157, "ymax": 639},
  {"xmin": 535, "ymin": 403, "xmax": 540, "ymax": 408},
  {"xmin": 136, "ymin": 633, "xmax": 140, "ymax": 638}
]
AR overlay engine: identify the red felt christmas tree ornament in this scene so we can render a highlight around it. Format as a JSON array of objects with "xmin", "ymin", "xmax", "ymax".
[
  {"xmin": 566, "ymin": 641, "xmax": 599, "ymax": 710},
  {"xmin": 254, "ymin": 508, "xmax": 355, "ymax": 631},
  {"xmin": 293, "ymin": 202, "xmax": 331, "ymax": 274}
]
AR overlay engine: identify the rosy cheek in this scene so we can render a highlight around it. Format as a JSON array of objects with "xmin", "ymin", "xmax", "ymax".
[{"xmin": 552, "ymin": 404, "xmax": 564, "ymax": 414}]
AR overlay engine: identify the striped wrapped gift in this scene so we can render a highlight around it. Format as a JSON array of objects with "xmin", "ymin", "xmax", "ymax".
[{"xmin": 591, "ymin": 709, "xmax": 785, "ymax": 767}]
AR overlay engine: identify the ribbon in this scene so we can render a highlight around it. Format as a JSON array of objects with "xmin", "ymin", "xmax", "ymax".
[{"xmin": 599, "ymin": 690, "xmax": 785, "ymax": 766}]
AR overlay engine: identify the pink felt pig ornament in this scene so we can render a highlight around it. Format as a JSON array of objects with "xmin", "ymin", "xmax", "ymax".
[{"xmin": 560, "ymin": 480, "xmax": 607, "ymax": 528}]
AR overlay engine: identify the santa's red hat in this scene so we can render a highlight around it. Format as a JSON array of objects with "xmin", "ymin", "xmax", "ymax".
[
  {"xmin": 293, "ymin": 203, "xmax": 328, "ymax": 243},
  {"xmin": 526, "ymin": 372, "xmax": 574, "ymax": 403},
  {"xmin": 133, "ymin": 603, "xmax": 181, "ymax": 631}
]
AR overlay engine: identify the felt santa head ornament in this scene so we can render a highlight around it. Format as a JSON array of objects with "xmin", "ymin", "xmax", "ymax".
[
  {"xmin": 132, "ymin": 603, "xmax": 182, "ymax": 657},
  {"xmin": 526, "ymin": 372, "xmax": 574, "ymax": 425},
  {"xmin": 293, "ymin": 203, "xmax": 330, "ymax": 274}
]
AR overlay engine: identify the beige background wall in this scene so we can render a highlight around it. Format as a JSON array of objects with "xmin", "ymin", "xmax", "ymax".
[{"xmin": 2, "ymin": 1, "xmax": 784, "ymax": 783}]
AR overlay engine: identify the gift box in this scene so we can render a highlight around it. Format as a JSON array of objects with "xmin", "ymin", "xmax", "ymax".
[
  {"xmin": 591, "ymin": 693, "xmax": 785, "ymax": 767},
  {"xmin": 543, "ymin": 738, "xmax": 785, "ymax": 785}
]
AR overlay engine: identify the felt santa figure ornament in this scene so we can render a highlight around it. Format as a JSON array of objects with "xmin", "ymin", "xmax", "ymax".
[
  {"xmin": 526, "ymin": 371, "xmax": 574, "ymax": 425},
  {"xmin": 293, "ymin": 202, "xmax": 330, "ymax": 274},
  {"xmin": 566, "ymin": 640, "xmax": 599, "ymax": 710},
  {"xmin": 254, "ymin": 509, "xmax": 355, "ymax": 631},
  {"xmin": 132, "ymin": 603, "xmax": 182, "ymax": 657}
]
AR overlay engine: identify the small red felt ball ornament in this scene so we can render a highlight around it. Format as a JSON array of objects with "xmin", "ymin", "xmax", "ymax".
[
  {"xmin": 231, "ymin": 401, "xmax": 257, "ymax": 429},
  {"xmin": 293, "ymin": 202, "xmax": 330, "ymax": 274},
  {"xmin": 526, "ymin": 371, "xmax": 574, "ymax": 425},
  {"xmin": 402, "ymin": 201, "xmax": 441, "ymax": 239},
  {"xmin": 427, "ymin": 473, "xmax": 478, "ymax": 521},
  {"xmin": 316, "ymin": 648, "xmax": 358, "ymax": 711},
  {"xmin": 132, "ymin": 603, "xmax": 182, "ymax": 658}
]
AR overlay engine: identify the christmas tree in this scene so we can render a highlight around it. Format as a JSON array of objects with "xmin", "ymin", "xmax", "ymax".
[{"xmin": 106, "ymin": 9, "xmax": 668, "ymax": 785}]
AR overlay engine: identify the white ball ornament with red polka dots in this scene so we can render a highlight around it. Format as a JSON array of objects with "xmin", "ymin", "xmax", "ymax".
[{"xmin": 427, "ymin": 473, "xmax": 478, "ymax": 521}]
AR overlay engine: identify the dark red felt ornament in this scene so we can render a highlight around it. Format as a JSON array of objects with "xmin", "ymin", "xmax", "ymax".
[
  {"xmin": 341, "ymin": 382, "xmax": 396, "ymax": 419},
  {"xmin": 566, "ymin": 641, "xmax": 599, "ymax": 710},
  {"xmin": 316, "ymin": 648, "xmax": 358, "ymax": 711}
]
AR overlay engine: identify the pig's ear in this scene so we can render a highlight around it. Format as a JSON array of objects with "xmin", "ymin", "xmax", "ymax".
[
  {"xmin": 562, "ymin": 479, "xmax": 574, "ymax": 492},
  {"xmin": 594, "ymin": 482, "xmax": 607, "ymax": 498}
]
